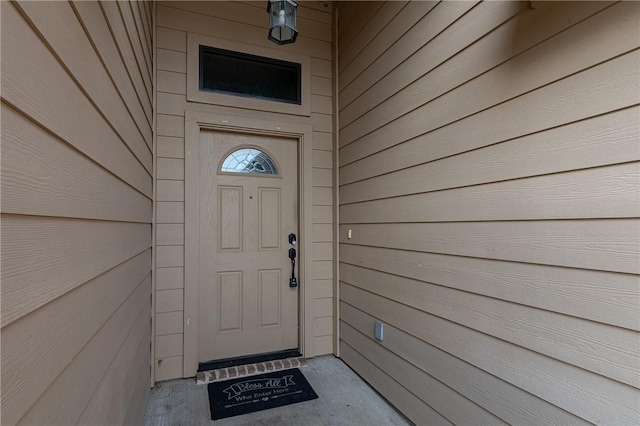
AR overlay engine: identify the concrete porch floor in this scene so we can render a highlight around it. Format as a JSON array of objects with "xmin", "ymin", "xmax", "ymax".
[{"xmin": 143, "ymin": 355, "xmax": 411, "ymax": 425}]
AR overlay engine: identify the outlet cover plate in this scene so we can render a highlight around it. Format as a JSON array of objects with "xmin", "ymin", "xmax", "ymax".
[{"xmin": 374, "ymin": 321, "xmax": 384, "ymax": 341}]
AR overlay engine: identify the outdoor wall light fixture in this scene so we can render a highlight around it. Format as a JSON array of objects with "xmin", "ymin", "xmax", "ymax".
[{"xmin": 267, "ymin": 0, "xmax": 298, "ymax": 45}]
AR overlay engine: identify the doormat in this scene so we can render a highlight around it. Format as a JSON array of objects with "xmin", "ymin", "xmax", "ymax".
[{"xmin": 207, "ymin": 368, "xmax": 318, "ymax": 420}]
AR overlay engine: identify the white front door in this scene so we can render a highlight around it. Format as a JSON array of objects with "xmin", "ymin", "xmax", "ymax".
[{"xmin": 197, "ymin": 129, "xmax": 299, "ymax": 362}]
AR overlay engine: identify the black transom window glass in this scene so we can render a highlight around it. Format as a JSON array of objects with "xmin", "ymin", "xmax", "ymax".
[
  {"xmin": 220, "ymin": 148, "xmax": 279, "ymax": 175},
  {"xmin": 200, "ymin": 45, "xmax": 301, "ymax": 105}
]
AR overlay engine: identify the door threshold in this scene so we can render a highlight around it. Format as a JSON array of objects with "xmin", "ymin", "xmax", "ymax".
[
  {"xmin": 196, "ymin": 356, "xmax": 307, "ymax": 385},
  {"xmin": 197, "ymin": 349, "xmax": 302, "ymax": 372}
]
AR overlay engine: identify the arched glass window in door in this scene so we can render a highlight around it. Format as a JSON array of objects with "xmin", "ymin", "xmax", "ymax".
[{"xmin": 220, "ymin": 148, "xmax": 278, "ymax": 175}]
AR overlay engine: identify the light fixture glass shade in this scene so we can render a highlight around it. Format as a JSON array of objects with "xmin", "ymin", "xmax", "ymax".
[{"xmin": 267, "ymin": 0, "xmax": 298, "ymax": 45}]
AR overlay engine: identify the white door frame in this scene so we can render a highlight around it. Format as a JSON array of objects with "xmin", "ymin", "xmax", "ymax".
[{"xmin": 183, "ymin": 109, "xmax": 314, "ymax": 377}]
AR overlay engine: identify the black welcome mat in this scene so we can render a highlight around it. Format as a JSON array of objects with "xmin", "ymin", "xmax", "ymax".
[{"xmin": 207, "ymin": 368, "xmax": 319, "ymax": 420}]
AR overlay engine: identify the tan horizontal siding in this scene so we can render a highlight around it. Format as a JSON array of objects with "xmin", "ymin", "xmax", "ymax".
[
  {"xmin": 340, "ymin": 262, "xmax": 639, "ymax": 386},
  {"xmin": 156, "ymin": 311, "xmax": 184, "ymax": 336},
  {"xmin": 157, "ymin": 70, "xmax": 186, "ymax": 94},
  {"xmin": 340, "ymin": 340, "xmax": 452, "ymax": 424},
  {"xmin": 156, "ymin": 267, "xmax": 185, "ymax": 290},
  {"xmin": 342, "ymin": 320, "xmax": 506, "ymax": 425},
  {"xmin": 311, "ymin": 94, "xmax": 332, "ymax": 114},
  {"xmin": 133, "ymin": 2, "xmax": 153, "ymax": 69},
  {"xmin": 337, "ymin": 1, "xmax": 383, "ymax": 55},
  {"xmin": 2, "ymin": 104, "xmax": 151, "ymax": 222},
  {"xmin": 339, "ymin": 249, "xmax": 639, "ymax": 331},
  {"xmin": 156, "ymin": 223, "xmax": 185, "ymax": 245},
  {"xmin": 157, "ymin": 201, "xmax": 185, "ymax": 223},
  {"xmin": 153, "ymin": 0, "xmax": 335, "ymax": 379},
  {"xmin": 340, "ymin": 163, "xmax": 639, "ymax": 223},
  {"xmin": 313, "ymin": 242, "xmax": 333, "ymax": 261},
  {"xmin": 157, "ymin": 158, "xmax": 185, "ymax": 181},
  {"xmin": 100, "ymin": 0, "xmax": 152, "ymax": 103},
  {"xmin": 17, "ymin": 276, "xmax": 151, "ymax": 426},
  {"xmin": 14, "ymin": 0, "xmax": 152, "ymax": 168},
  {"xmin": 156, "ymin": 245, "xmax": 185, "ymax": 267},
  {"xmin": 1, "ymin": 216, "xmax": 151, "ymax": 327},
  {"xmin": 340, "ymin": 0, "xmax": 482, "ymax": 111},
  {"xmin": 122, "ymin": 353, "xmax": 153, "ymax": 426},
  {"xmin": 155, "ymin": 356, "xmax": 184, "ymax": 382},
  {"xmin": 313, "ymin": 168, "xmax": 333, "ymax": 187},
  {"xmin": 157, "ymin": 26, "xmax": 187, "ymax": 52},
  {"xmin": 338, "ymin": 1, "xmax": 409, "ymax": 75},
  {"xmin": 157, "ymin": 49, "xmax": 186, "ymax": 73},
  {"xmin": 156, "ymin": 289, "xmax": 184, "ymax": 314},
  {"xmin": 339, "ymin": 219, "xmax": 640, "ymax": 275},
  {"xmin": 3, "ymin": 253, "xmax": 150, "ymax": 425},
  {"xmin": 341, "ymin": 284, "xmax": 639, "ymax": 424},
  {"xmin": 337, "ymin": 1, "xmax": 640, "ymax": 424},
  {"xmin": 2, "ymin": 3, "xmax": 152, "ymax": 197},
  {"xmin": 117, "ymin": 1, "xmax": 152, "ymax": 81},
  {"xmin": 313, "ymin": 279, "xmax": 333, "ymax": 299},
  {"xmin": 72, "ymin": 0, "xmax": 152, "ymax": 126},
  {"xmin": 0, "ymin": 0, "xmax": 153, "ymax": 424},
  {"xmin": 75, "ymin": 294, "xmax": 151, "ymax": 426},
  {"xmin": 340, "ymin": 106, "xmax": 639, "ymax": 190},
  {"xmin": 313, "ymin": 206, "xmax": 333, "ymax": 224},
  {"xmin": 157, "ymin": 179, "xmax": 184, "ymax": 201},
  {"xmin": 340, "ymin": 302, "xmax": 588, "ymax": 425},
  {"xmin": 155, "ymin": 333, "xmax": 184, "ymax": 358},
  {"xmin": 340, "ymin": 49, "xmax": 639, "ymax": 165},
  {"xmin": 313, "ymin": 224, "xmax": 333, "ymax": 242},
  {"xmin": 313, "ymin": 335, "xmax": 334, "ymax": 355},
  {"xmin": 157, "ymin": 136, "xmax": 185, "ymax": 158}
]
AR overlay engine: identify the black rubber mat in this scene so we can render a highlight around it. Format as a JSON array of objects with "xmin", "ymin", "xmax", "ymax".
[{"xmin": 207, "ymin": 368, "xmax": 318, "ymax": 420}]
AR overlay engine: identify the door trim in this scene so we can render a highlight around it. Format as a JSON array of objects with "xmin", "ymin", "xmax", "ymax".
[{"xmin": 183, "ymin": 110, "xmax": 314, "ymax": 377}]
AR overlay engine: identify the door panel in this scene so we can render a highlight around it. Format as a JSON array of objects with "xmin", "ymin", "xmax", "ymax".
[
  {"xmin": 198, "ymin": 130, "xmax": 298, "ymax": 362},
  {"xmin": 259, "ymin": 188, "xmax": 281, "ymax": 250},
  {"xmin": 258, "ymin": 269, "xmax": 281, "ymax": 327},
  {"xmin": 218, "ymin": 271, "xmax": 242, "ymax": 331},
  {"xmin": 218, "ymin": 186, "xmax": 242, "ymax": 251}
]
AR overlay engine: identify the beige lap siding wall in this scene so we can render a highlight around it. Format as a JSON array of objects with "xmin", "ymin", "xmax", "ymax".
[
  {"xmin": 337, "ymin": 1, "xmax": 640, "ymax": 424},
  {"xmin": 154, "ymin": 1, "xmax": 335, "ymax": 381},
  {"xmin": 1, "ymin": 1, "xmax": 153, "ymax": 425}
]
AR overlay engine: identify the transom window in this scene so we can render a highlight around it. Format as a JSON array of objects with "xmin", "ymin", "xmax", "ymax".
[
  {"xmin": 200, "ymin": 45, "xmax": 301, "ymax": 105},
  {"xmin": 220, "ymin": 148, "xmax": 278, "ymax": 175}
]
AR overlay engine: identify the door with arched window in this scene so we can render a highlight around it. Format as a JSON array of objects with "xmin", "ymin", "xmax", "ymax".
[{"xmin": 197, "ymin": 129, "xmax": 299, "ymax": 363}]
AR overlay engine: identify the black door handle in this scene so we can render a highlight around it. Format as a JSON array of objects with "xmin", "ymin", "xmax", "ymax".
[{"xmin": 288, "ymin": 248, "xmax": 297, "ymax": 288}]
